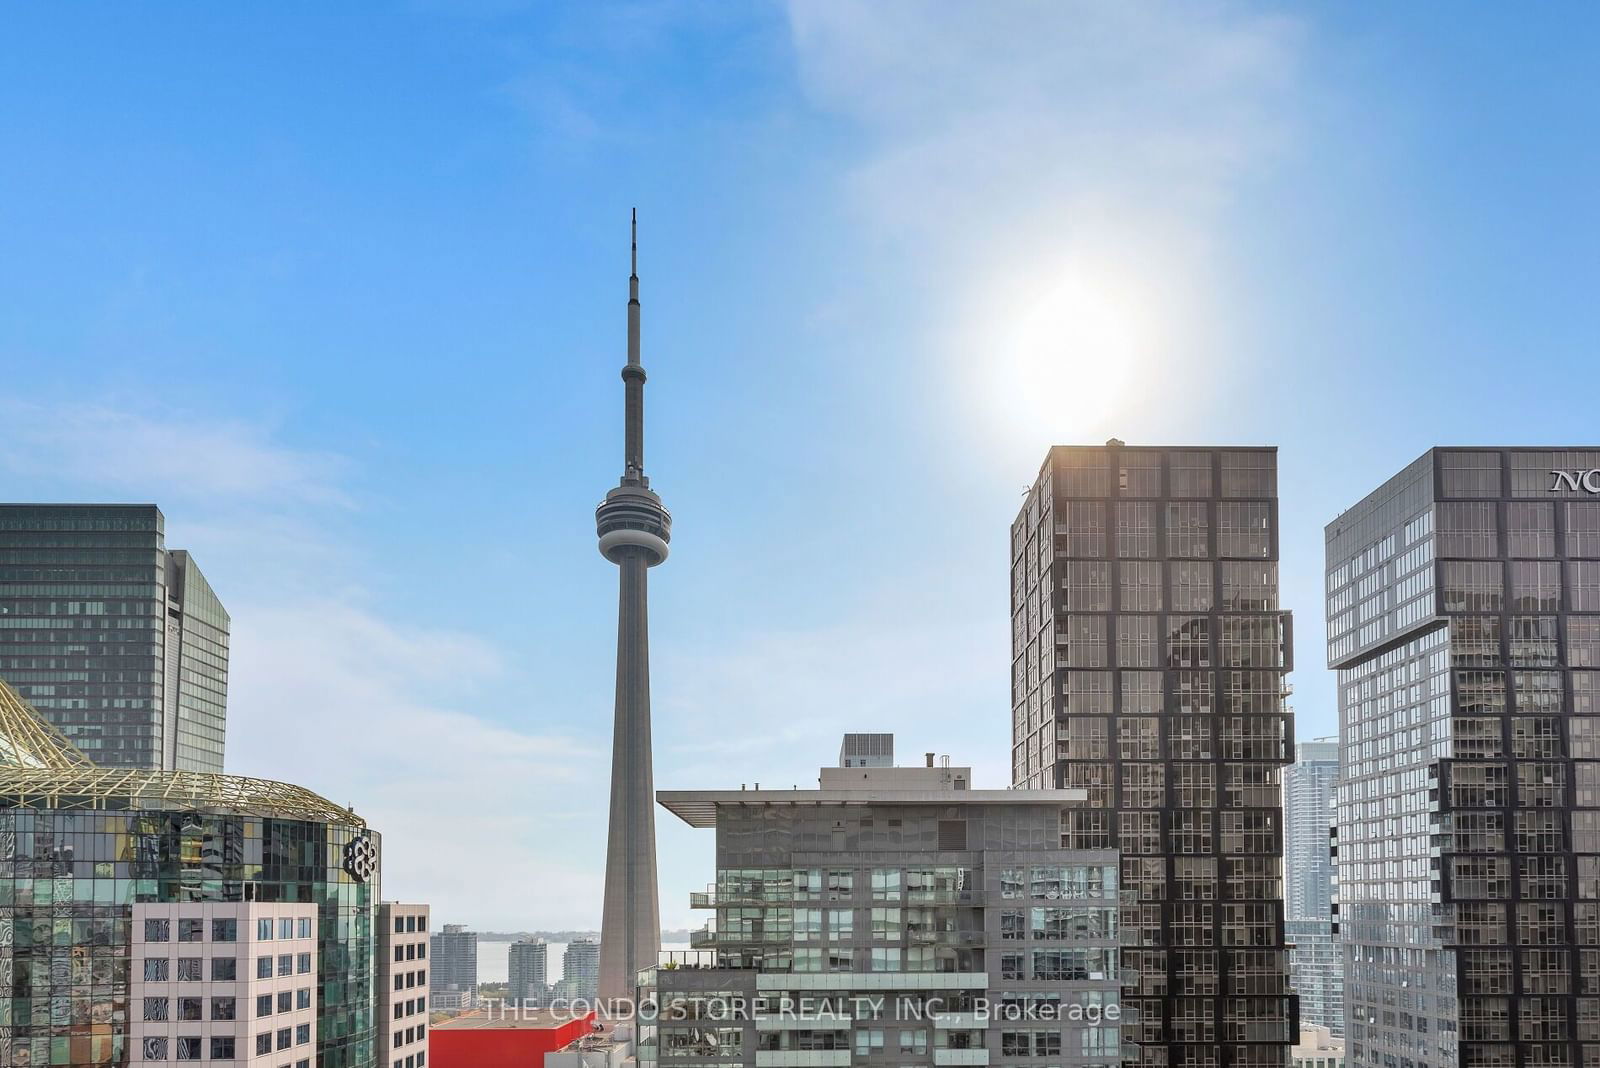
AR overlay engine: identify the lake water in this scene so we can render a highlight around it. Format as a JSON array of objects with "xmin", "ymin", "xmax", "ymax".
[{"xmin": 477, "ymin": 940, "xmax": 688, "ymax": 985}]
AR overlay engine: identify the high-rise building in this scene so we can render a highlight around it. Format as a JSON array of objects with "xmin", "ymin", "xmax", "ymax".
[
  {"xmin": 561, "ymin": 938, "xmax": 600, "ymax": 1004},
  {"xmin": 0, "ymin": 678, "xmax": 380, "ymax": 1068},
  {"xmin": 595, "ymin": 212, "xmax": 670, "ymax": 1002},
  {"xmin": 0, "ymin": 504, "xmax": 230, "ymax": 772},
  {"xmin": 1011, "ymin": 442, "xmax": 1296, "ymax": 1068},
  {"xmin": 508, "ymin": 938, "xmax": 549, "ymax": 1005},
  {"xmin": 1326, "ymin": 447, "xmax": 1600, "ymax": 1068},
  {"xmin": 1284, "ymin": 740, "xmax": 1342, "ymax": 1035},
  {"xmin": 430, "ymin": 925, "xmax": 478, "ymax": 1011},
  {"xmin": 379, "ymin": 902, "xmax": 431, "ymax": 1068},
  {"xmin": 642, "ymin": 736, "xmax": 1124, "ymax": 1068}
]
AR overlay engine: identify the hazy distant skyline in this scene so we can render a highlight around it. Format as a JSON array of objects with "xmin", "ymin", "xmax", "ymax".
[{"xmin": 3, "ymin": 2, "xmax": 1598, "ymax": 928}]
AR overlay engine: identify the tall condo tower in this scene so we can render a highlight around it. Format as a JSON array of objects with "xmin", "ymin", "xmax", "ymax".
[
  {"xmin": 1011, "ymin": 443, "xmax": 1296, "ymax": 1068},
  {"xmin": 1327, "ymin": 448, "xmax": 1600, "ymax": 1068},
  {"xmin": 595, "ymin": 212, "xmax": 671, "ymax": 1002}
]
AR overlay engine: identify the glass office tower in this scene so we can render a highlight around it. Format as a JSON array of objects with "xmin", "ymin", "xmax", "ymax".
[
  {"xmin": 1011, "ymin": 443, "xmax": 1296, "ymax": 1068},
  {"xmin": 1284, "ymin": 740, "xmax": 1343, "ymax": 1035},
  {"xmin": 0, "ymin": 504, "xmax": 230, "ymax": 772},
  {"xmin": 1327, "ymin": 448, "xmax": 1600, "ymax": 1068}
]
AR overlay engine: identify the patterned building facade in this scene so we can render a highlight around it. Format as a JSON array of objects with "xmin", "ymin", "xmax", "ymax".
[{"xmin": 1012, "ymin": 443, "xmax": 1296, "ymax": 1068}]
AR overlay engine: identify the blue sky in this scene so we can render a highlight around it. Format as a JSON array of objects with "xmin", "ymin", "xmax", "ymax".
[{"xmin": 2, "ymin": 2, "xmax": 1597, "ymax": 930}]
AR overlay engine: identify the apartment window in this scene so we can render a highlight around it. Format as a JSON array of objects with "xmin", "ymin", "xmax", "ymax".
[
  {"xmin": 1572, "ymin": 562, "xmax": 1600, "ymax": 611},
  {"xmin": 177, "ymin": 997, "xmax": 202, "ymax": 1021},
  {"xmin": 298, "ymin": 917, "xmax": 313, "ymax": 938},
  {"xmin": 297, "ymin": 987, "xmax": 312, "ymax": 1010},
  {"xmin": 258, "ymin": 918, "xmax": 274, "ymax": 941},
  {"xmin": 1117, "ymin": 501, "xmax": 1157, "ymax": 559},
  {"xmin": 1061, "ymin": 614, "xmax": 1107, "ymax": 668},
  {"xmin": 1120, "ymin": 561, "xmax": 1164, "ymax": 611},
  {"xmin": 1221, "ymin": 451, "xmax": 1274, "ymax": 497},
  {"xmin": 211, "ymin": 956, "xmax": 237, "ymax": 981},
  {"xmin": 175, "ymin": 1037, "xmax": 202, "ymax": 1061},
  {"xmin": 1171, "ymin": 560, "xmax": 1215, "ymax": 612},
  {"xmin": 177, "ymin": 918, "xmax": 203, "ymax": 942},
  {"xmin": 869, "ymin": 947, "xmax": 901, "ymax": 971},
  {"xmin": 211, "ymin": 997, "xmax": 236, "ymax": 1021},
  {"xmin": 854, "ymin": 1029, "xmax": 885, "ymax": 1056},
  {"xmin": 298, "ymin": 952, "xmax": 313, "ymax": 974},
  {"xmin": 256, "ymin": 956, "xmax": 273, "ymax": 979},
  {"xmin": 143, "ymin": 958, "xmax": 169, "ymax": 982},
  {"xmin": 212, "ymin": 919, "xmax": 237, "ymax": 943},
  {"xmin": 1218, "ymin": 502, "xmax": 1270, "ymax": 558},
  {"xmin": 145, "ymin": 918, "xmax": 171, "ymax": 943},
  {"xmin": 256, "ymin": 1034, "xmax": 272, "ymax": 1056},
  {"xmin": 210, "ymin": 1037, "xmax": 236, "ymax": 1059},
  {"xmin": 1166, "ymin": 501, "xmax": 1210, "ymax": 558},
  {"xmin": 257, "ymin": 994, "xmax": 274, "ymax": 1018},
  {"xmin": 1117, "ymin": 615, "xmax": 1158, "ymax": 667},
  {"xmin": 176, "ymin": 957, "xmax": 202, "ymax": 982},
  {"xmin": 297, "ymin": 1024, "xmax": 311, "ymax": 1045},
  {"xmin": 1438, "ymin": 501, "xmax": 1499, "ymax": 557},
  {"xmin": 279, "ymin": 954, "xmax": 294, "ymax": 976},
  {"xmin": 278, "ymin": 917, "xmax": 294, "ymax": 940},
  {"xmin": 143, "ymin": 997, "xmax": 169, "ymax": 1022},
  {"xmin": 278, "ymin": 1027, "xmax": 293, "ymax": 1051},
  {"xmin": 1058, "ymin": 500, "xmax": 1106, "ymax": 557},
  {"xmin": 277, "ymin": 990, "xmax": 293, "ymax": 1014},
  {"xmin": 144, "ymin": 1038, "xmax": 168, "ymax": 1060},
  {"xmin": 1508, "ymin": 502, "xmax": 1557, "ymax": 557},
  {"xmin": 1440, "ymin": 451, "xmax": 1502, "ymax": 498}
]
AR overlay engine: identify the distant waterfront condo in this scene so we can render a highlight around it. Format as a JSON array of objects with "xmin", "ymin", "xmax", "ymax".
[
  {"xmin": 0, "ymin": 678, "xmax": 379, "ymax": 1068},
  {"xmin": 0, "ymin": 504, "xmax": 229, "ymax": 771},
  {"xmin": 642, "ymin": 736, "xmax": 1123, "ymax": 1068},
  {"xmin": 595, "ymin": 212, "xmax": 671, "ymax": 1002},
  {"xmin": 430, "ymin": 924, "xmax": 479, "ymax": 1011},
  {"xmin": 508, "ymin": 937, "xmax": 550, "ymax": 1005},
  {"xmin": 561, "ymin": 938, "xmax": 601, "ymax": 1004},
  {"xmin": 1326, "ymin": 447, "xmax": 1600, "ymax": 1068},
  {"xmin": 1011, "ymin": 442, "xmax": 1297, "ymax": 1068},
  {"xmin": 1284, "ymin": 739, "xmax": 1343, "ymax": 1035}
]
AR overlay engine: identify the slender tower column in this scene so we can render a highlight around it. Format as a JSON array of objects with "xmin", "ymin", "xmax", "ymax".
[{"xmin": 595, "ymin": 211, "xmax": 671, "ymax": 1005}]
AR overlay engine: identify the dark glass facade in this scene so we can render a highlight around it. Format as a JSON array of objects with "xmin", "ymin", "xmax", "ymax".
[
  {"xmin": 0, "ymin": 505, "xmax": 229, "ymax": 773},
  {"xmin": 0, "ymin": 803, "xmax": 378, "ymax": 1067},
  {"xmin": 1012, "ymin": 444, "xmax": 1296, "ymax": 1068},
  {"xmin": 1328, "ymin": 448, "xmax": 1600, "ymax": 1068}
]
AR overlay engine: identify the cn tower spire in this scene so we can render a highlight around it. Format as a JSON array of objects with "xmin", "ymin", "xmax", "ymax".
[{"xmin": 595, "ymin": 211, "xmax": 670, "ymax": 1004}]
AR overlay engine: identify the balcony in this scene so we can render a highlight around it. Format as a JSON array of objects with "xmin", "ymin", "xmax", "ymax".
[
  {"xmin": 755, "ymin": 1014, "xmax": 852, "ymax": 1032},
  {"xmin": 689, "ymin": 926, "xmax": 716, "ymax": 948},
  {"xmin": 933, "ymin": 1050, "xmax": 990, "ymax": 1066},
  {"xmin": 755, "ymin": 1052, "xmax": 850, "ymax": 1067},
  {"xmin": 931, "ymin": 1013, "xmax": 989, "ymax": 1030}
]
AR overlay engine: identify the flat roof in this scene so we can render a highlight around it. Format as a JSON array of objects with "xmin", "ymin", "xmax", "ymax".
[
  {"xmin": 657, "ymin": 788, "xmax": 1091, "ymax": 829},
  {"xmin": 433, "ymin": 1009, "xmax": 590, "ymax": 1030}
]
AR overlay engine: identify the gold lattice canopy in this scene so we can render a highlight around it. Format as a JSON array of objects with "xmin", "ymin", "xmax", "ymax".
[{"xmin": 0, "ymin": 677, "xmax": 363, "ymax": 826}]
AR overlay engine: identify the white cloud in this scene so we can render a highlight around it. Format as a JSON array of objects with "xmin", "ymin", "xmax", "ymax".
[
  {"xmin": 785, "ymin": 0, "xmax": 1302, "ymax": 461},
  {"xmin": 0, "ymin": 400, "xmax": 349, "ymax": 506},
  {"xmin": 2, "ymin": 397, "xmax": 603, "ymax": 928},
  {"xmin": 226, "ymin": 597, "xmax": 605, "ymax": 928}
]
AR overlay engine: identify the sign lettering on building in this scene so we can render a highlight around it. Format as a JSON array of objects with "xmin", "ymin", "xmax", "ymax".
[{"xmin": 1550, "ymin": 470, "xmax": 1600, "ymax": 493}]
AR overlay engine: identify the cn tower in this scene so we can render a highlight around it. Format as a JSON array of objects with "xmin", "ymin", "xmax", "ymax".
[{"xmin": 595, "ymin": 210, "xmax": 670, "ymax": 1003}]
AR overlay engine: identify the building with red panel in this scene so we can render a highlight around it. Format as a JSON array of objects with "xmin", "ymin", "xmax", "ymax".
[{"xmin": 430, "ymin": 1008, "xmax": 597, "ymax": 1068}]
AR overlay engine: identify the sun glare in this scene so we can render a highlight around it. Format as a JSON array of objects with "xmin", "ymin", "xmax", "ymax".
[{"xmin": 965, "ymin": 251, "xmax": 1176, "ymax": 455}]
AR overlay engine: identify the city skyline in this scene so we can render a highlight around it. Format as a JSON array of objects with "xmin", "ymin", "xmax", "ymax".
[{"xmin": 3, "ymin": 3, "xmax": 1599, "ymax": 932}]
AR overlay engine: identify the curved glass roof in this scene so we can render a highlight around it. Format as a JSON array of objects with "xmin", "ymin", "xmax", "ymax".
[{"xmin": 0, "ymin": 677, "xmax": 362, "ymax": 826}]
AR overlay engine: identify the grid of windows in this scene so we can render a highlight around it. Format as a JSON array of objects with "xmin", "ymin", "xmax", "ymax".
[
  {"xmin": 0, "ymin": 806, "xmax": 376, "ymax": 1068},
  {"xmin": 1012, "ymin": 446, "xmax": 1294, "ymax": 1068}
]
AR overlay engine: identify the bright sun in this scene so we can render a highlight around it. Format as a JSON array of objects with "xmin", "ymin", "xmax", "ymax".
[{"xmin": 965, "ymin": 247, "xmax": 1179, "ymax": 456}]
